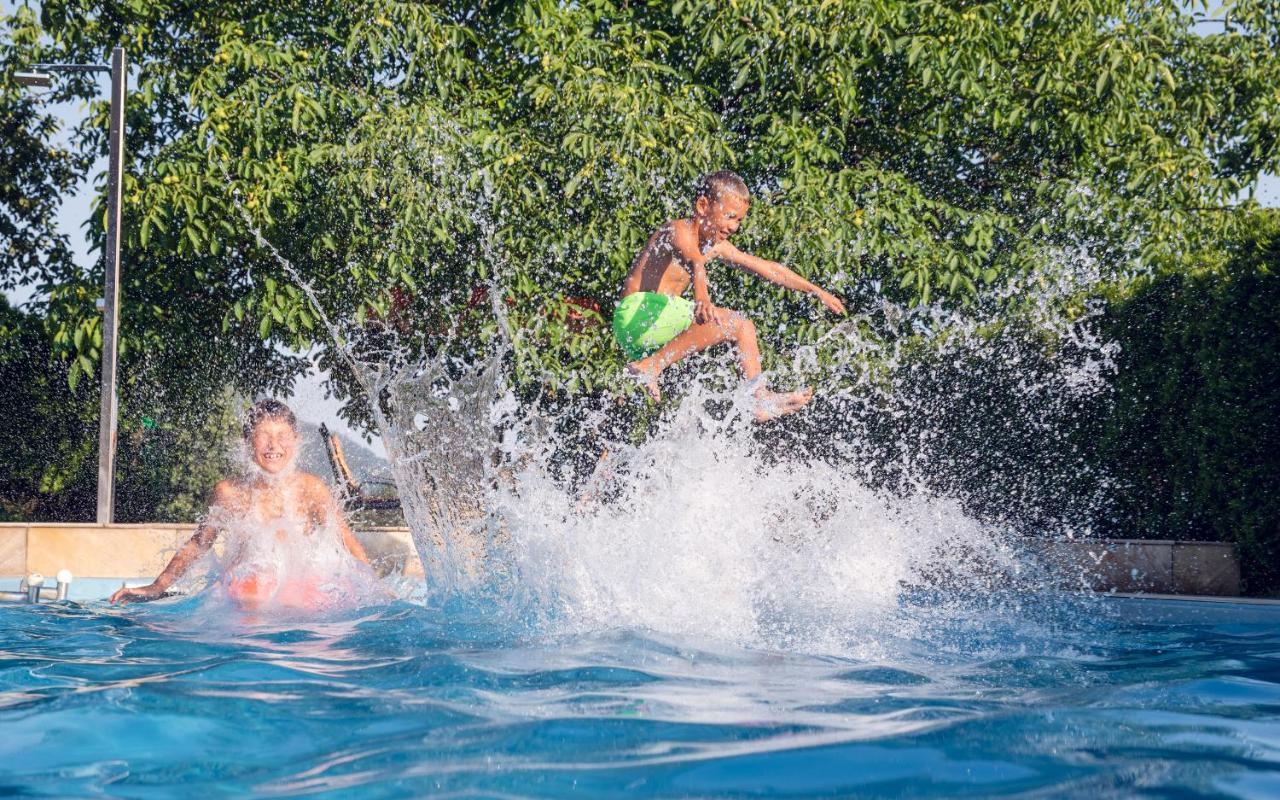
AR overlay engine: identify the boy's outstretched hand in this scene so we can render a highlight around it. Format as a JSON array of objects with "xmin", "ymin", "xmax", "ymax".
[
  {"xmin": 109, "ymin": 584, "xmax": 164, "ymax": 605},
  {"xmin": 814, "ymin": 289, "xmax": 847, "ymax": 316}
]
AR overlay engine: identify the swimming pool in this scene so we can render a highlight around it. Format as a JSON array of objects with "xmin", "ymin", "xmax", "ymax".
[{"xmin": 2, "ymin": 593, "xmax": 1277, "ymax": 797}]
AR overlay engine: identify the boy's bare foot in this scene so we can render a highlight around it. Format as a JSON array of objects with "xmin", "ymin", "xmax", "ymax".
[
  {"xmin": 625, "ymin": 363, "xmax": 662, "ymax": 402},
  {"xmin": 753, "ymin": 386, "xmax": 813, "ymax": 422}
]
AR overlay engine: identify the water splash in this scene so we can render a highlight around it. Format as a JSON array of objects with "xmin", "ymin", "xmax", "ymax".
[
  {"xmin": 469, "ymin": 246, "xmax": 1118, "ymax": 652},
  {"xmin": 490, "ymin": 382, "xmax": 1028, "ymax": 655},
  {"xmin": 165, "ymin": 455, "xmax": 386, "ymax": 614},
  {"xmin": 228, "ymin": 119, "xmax": 1119, "ymax": 647}
]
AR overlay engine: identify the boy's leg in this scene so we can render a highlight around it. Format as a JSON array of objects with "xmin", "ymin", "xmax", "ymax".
[
  {"xmin": 642, "ymin": 309, "xmax": 756, "ymax": 372},
  {"xmin": 627, "ymin": 309, "xmax": 811, "ymax": 419},
  {"xmin": 707, "ymin": 312, "xmax": 810, "ymax": 420},
  {"xmin": 626, "ymin": 315, "xmax": 740, "ymax": 400}
]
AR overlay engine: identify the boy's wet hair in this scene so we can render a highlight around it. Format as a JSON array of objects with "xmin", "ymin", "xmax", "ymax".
[
  {"xmin": 242, "ymin": 398, "xmax": 298, "ymax": 440},
  {"xmin": 695, "ymin": 170, "xmax": 749, "ymax": 203}
]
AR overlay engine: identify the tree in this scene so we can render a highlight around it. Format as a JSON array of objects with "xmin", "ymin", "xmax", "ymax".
[
  {"xmin": 0, "ymin": 4, "xmax": 86, "ymax": 298},
  {"xmin": 0, "ymin": 295, "xmax": 97, "ymax": 519},
  {"xmin": 3, "ymin": 2, "xmax": 1280, "ymax": 541},
  {"xmin": 0, "ymin": 293, "xmax": 254, "ymax": 523},
  {"xmin": 7, "ymin": 0, "xmax": 1275, "ymax": 421}
]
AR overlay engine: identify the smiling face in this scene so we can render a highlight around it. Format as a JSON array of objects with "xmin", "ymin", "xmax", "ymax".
[
  {"xmin": 694, "ymin": 191, "xmax": 750, "ymax": 246},
  {"xmin": 249, "ymin": 417, "xmax": 299, "ymax": 475}
]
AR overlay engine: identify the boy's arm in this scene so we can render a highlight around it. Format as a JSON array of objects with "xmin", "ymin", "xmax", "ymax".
[
  {"xmin": 710, "ymin": 241, "xmax": 847, "ymax": 315},
  {"xmin": 671, "ymin": 221, "xmax": 717, "ymax": 323},
  {"xmin": 109, "ymin": 482, "xmax": 232, "ymax": 604},
  {"xmin": 307, "ymin": 475, "xmax": 369, "ymax": 564},
  {"xmin": 338, "ymin": 515, "xmax": 370, "ymax": 564}
]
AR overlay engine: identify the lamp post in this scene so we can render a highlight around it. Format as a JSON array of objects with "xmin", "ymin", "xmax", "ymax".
[{"xmin": 19, "ymin": 48, "xmax": 126, "ymax": 525}]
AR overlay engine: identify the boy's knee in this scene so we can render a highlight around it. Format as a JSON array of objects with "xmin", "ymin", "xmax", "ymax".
[{"xmin": 707, "ymin": 308, "xmax": 755, "ymax": 341}]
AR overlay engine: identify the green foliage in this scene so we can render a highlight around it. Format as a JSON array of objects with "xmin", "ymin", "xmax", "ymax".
[
  {"xmin": 1091, "ymin": 210, "xmax": 1280, "ymax": 593},
  {"xmin": 3, "ymin": 1, "xmax": 1280, "ymax": 572},
  {"xmin": 0, "ymin": 295, "xmax": 252, "ymax": 522},
  {"xmin": 0, "ymin": 295, "xmax": 98, "ymax": 518},
  {"xmin": 4, "ymin": 0, "xmax": 1275, "ymax": 421},
  {"xmin": 113, "ymin": 385, "xmax": 243, "ymax": 522}
]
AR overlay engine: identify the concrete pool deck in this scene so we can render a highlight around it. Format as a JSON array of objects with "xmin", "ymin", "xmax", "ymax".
[{"xmin": 0, "ymin": 522, "xmax": 1251, "ymax": 598}]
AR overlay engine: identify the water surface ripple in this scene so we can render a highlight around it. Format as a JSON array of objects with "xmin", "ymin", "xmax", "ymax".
[{"xmin": 1, "ymin": 596, "xmax": 1278, "ymax": 798}]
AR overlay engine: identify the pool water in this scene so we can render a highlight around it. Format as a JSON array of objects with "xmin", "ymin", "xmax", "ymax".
[{"xmin": 1, "ymin": 593, "xmax": 1278, "ymax": 798}]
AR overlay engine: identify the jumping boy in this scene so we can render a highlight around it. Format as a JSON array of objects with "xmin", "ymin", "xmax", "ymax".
[{"xmin": 614, "ymin": 171, "xmax": 846, "ymax": 420}]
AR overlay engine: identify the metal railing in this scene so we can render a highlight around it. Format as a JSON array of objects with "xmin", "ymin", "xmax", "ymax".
[{"xmin": 0, "ymin": 571, "xmax": 74, "ymax": 603}]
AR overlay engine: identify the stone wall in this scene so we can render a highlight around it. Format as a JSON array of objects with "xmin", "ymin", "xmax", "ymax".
[
  {"xmin": 0, "ymin": 524, "xmax": 1243, "ymax": 596},
  {"xmin": 1038, "ymin": 539, "xmax": 1241, "ymax": 596}
]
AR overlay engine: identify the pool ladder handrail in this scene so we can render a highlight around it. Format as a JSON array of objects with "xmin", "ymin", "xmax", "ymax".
[{"xmin": 0, "ymin": 570, "xmax": 74, "ymax": 603}]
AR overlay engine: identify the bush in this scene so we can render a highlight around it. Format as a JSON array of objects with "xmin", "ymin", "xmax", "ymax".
[
  {"xmin": 1093, "ymin": 211, "xmax": 1280, "ymax": 593},
  {"xmin": 0, "ymin": 297, "xmax": 245, "ymax": 523},
  {"xmin": 0, "ymin": 297, "xmax": 97, "ymax": 519}
]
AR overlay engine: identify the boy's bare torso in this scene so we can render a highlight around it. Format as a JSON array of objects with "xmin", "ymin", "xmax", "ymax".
[
  {"xmin": 622, "ymin": 220, "xmax": 699, "ymax": 297},
  {"xmin": 216, "ymin": 472, "xmax": 328, "ymax": 535}
]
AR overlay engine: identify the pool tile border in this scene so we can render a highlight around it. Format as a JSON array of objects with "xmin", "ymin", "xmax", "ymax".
[{"xmin": 0, "ymin": 524, "xmax": 1243, "ymax": 595}]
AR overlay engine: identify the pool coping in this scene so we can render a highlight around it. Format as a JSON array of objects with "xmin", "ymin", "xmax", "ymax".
[
  {"xmin": 0, "ymin": 523, "xmax": 1254, "ymax": 597},
  {"xmin": 1103, "ymin": 591, "xmax": 1280, "ymax": 606}
]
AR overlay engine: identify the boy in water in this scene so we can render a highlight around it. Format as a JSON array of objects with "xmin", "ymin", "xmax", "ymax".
[
  {"xmin": 614, "ymin": 170, "xmax": 846, "ymax": 420},
  {"xmin": 110, "ymin": 399, "xmax": 372, "ymax": 608}
]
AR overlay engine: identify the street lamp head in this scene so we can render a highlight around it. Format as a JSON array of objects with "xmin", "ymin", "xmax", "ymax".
[{"xmin": 14, "ymin": 71, "xmax": 53, "ymax": 88}]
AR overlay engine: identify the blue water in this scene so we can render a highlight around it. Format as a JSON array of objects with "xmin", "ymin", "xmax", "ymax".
[{"xmin": 1, "ymin": 594, "xmax": 1278, "ymax": 798}]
